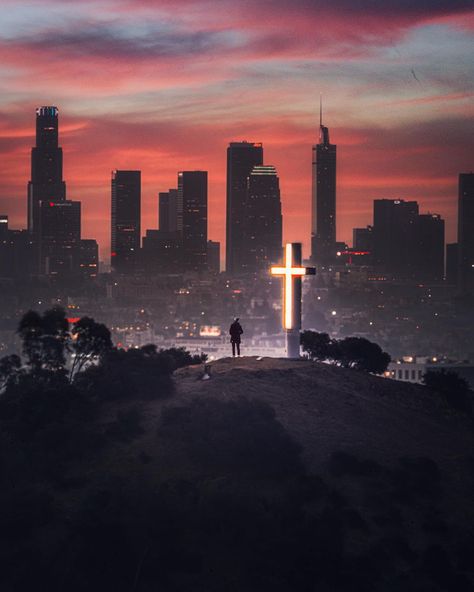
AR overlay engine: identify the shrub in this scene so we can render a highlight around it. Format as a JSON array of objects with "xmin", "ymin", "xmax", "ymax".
[
  {"xmin": 0, "ymin": 372, "xmax": 91, "ymax": 438},
  {"xmin": 160, "ymin": 397, "xmax": 303, "ymax": 477},
  {"xmin": 328, "ymin": 451, "xmax": 381, "ymax": 478},
  {"xmin": 300, "ymin": 331, "xmax": 333, "ymax": 361},
  {"xmin": 17, "ymin": 307, "xmax": 69, "ymax": 373},
  {"xmin": 106, "ymin": 407, "xmax": 144, "ymax": 442},
  {"xmin": 456, "ymin": 531, "xmax": 474, "ymax": 573},
  {"xmin": 70, "ymin": 317, "xmax": 112, "ymax": 378},
  {"xmin": 0, "ymin": 487, "xmax": 55, "ymax": 541},
  {"xmin": 422, "ymin": 545, "xmax": 454, "ymax": 586},
  {"xmin": 300, "ymin": 331, "xmax": 390, "ymax": 374},
  {"xmin": 75, "ymin": 346, "xmax": 175, "ymax": 400},
  {"xmin": 0, "ymin": 354, "xmax": 22, "ymax": 390},
  {"xmin": 390, "ymin": 457, "xmax": 441, "ymax": 502},
  {"xmin": 337, "ymin": 337, "xmax": 391, "ymax": 374},
  {"xmin": 423, "ymin": 369, "xmax": 472, "ymax": 413},
  {"xmin": 157, "ymin": 346, "xmax": 207, "ymax": 370}
]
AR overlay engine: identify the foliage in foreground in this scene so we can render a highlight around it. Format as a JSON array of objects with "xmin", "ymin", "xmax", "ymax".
[
  {"xmin": 0, "ymin": 310, "xmax": 472, "ymax": 591},
  {"xmin": 0, "ymin": 308, "xmax": 206, "ymax": 399},
  {"xmin": 0, "ymin": 309, "xmax": 206, "ymax": 484}
]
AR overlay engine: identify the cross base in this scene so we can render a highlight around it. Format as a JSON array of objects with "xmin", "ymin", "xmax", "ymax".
[{"xmin": 285, "ymin": 329, "xmax": 300, "ymax": 359}]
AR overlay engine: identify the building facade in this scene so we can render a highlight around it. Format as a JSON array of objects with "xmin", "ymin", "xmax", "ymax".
[
  {"xmin": 242, "ymin": 165, "xmax": 282, "ymax": 272},
  {"xmin": 373, "ymin": 199, "xmax": 419, "ymax": 278},
  {"xmin": 226, "ymin": 141, "xmax": 263, "ymax": 274},
  {"xmin": 207, "ymin": 240, "xmax": 220, "ymax": 273},
  {"xmin": 311, "ymin": 121, "xmax": 337, "ymax": 264},
  {"xmin": 458, "ymin": 173, "xmax": 474, "ymax": 293},
  {"xmin": 0, "ymin": 229, "xmax": 36, "ymax": 279},
  {"xmin": 39, "ymin": 200, "xmax": 81, "ymax": 276},
  {"xmin": 141, "ymin": 229, "xmax": 182, "ymax": 273},
  {"xmin": 353, "ymin": 226, "xmax": 373, "ymax": 253},
  {"xmin": 27, "ymin": 106, "xmax": 66, "ymax": 237},
  {"xmin": 373, "ymin": 199, "xmax": 445, "ymax": 282},
  {"xmin": 77, "ymin": 239, "xmax": 99, "ymax": 279},
  {"xmin": 178, "ymin": 171, "xmax": 208, "ymax": 272},
  {"xmin": 446, "ymin": 243, "xmax": 458, "ymax": 286},
  {"xmin": 413, "ymin": 214, "xmax": 444, "ymax": 282},
  {"xmin": 111, "ymin": 170, "xmax": 141, "ymax": 273},
  {"xmin": 159, "ymin": 189, "xmax": 178, "ymax": 233}
]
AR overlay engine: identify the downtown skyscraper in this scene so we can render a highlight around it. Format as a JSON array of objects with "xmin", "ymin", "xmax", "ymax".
[
  {"xmin": 25, "ymin": 106, "xmax": 88, "ymax": 276},
  {"xmin": 178, "ymin": 171, "xmax": 208, "ymax": 272},
  {"xmin": 458, "ymin": 172, "xmax": 474, "ymax": 293},
  {"xmin": 27, "ymin": 107, "xmax": 66, "ymax": 236},
  {"xmin": 226, "ymin": 141, "xmax": 263, "ymax": 274},
  {"xmin": 159, "ymin": 189, "xmax": 178, "ymax": 233},
  {"xmin": 311, "ymin": 107, "xmax": 337, "ymax": 265},
  {"xmin": 40, "ymin": 200, "xmax": 81, "ymax": 275},
  {"xmin": 111, "ymin": 170, "xmax": 141, "ymax": 273},
  {"xmin": 373, "ymin": 199, "xmax": 419, "ymax": 277},
  {"xmin": 373, "ymin": 199, "xmax": 444, "ymax": 282},
  {"xmin": 243, "ymin": 165, "xmax": 282, "ymax": 272}
]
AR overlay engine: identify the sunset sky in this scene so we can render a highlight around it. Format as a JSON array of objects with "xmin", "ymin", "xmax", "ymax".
[{"xmin": 0, "ymin": 0, "xmax": 473, "ymax": 262}]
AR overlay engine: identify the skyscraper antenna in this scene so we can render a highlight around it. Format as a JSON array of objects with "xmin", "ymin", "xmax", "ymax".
[{"xmin": 319, "ymin": 93, "xmax": 322, "ymax": 127}]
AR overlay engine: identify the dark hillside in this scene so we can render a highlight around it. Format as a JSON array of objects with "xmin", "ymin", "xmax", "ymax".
[
  {"xmin": 175, "ymin": 357, "xmax": 472, "ymax": 468},
  {"xmin": 1, "ymin": 357, "xmax": 473, "ymax": 591}
]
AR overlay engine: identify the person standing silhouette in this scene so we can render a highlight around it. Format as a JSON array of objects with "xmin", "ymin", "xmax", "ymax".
[{"xmin": 229, "ymin": 318, "xmax": 243, "ymax": 357}]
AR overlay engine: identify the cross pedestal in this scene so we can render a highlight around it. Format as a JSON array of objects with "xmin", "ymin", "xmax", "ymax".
[
  {"xmin": 285, "ymin": 328, "xmax": 301, "ymax": 359},
  {"xmin": 271, "ymin": 243, "xmax": 316, "ymax": 358}
]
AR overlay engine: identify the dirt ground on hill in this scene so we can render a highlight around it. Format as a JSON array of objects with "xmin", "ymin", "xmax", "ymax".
[{"xmin": 174, "ymin": 356, "xmax": 472, "ymax": 468}]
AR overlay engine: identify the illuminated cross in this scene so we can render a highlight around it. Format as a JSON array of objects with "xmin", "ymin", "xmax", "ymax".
[{"xmin": 271, "ymin": 243, "xmax": 316, "ymax": 357}]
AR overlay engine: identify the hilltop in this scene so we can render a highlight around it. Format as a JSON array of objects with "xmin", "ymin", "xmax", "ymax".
[
  {"xmin": 1, "ymin": 356, "xmax": 473, "ymax": 591},
  {"xmin": 175, "ymin": 356, "xmax": 472, "ymax": 469}
]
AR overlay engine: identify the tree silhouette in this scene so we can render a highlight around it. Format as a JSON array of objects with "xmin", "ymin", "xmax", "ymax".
[
  {"xmin": 0, "ymin": 354, "xmax": 21, "ymax": 390},
  {"xmin": 300, "ymin": 331, "xmax": 333, "ymax": 361},
  {"xmin": 157, "ymin": 346, "xmax": 207, "ymax": 370},
  {"xmin": 70, "ymin": 317, "xmax": 112, "ymax": 380},
  {"xmin": 17, "ymin": 307, "xmax": 69, "ymax": 373},
  {"xmin": 17, "ymin": 311, "xmax": 43, "ymax": 372},
  {"xmin": 423, "ymin": 369, "xmax": 472, "ymax": 413},
  {"xmin": 337, "ymin": 337, "xmax": 391, "ymax": 373},
  {"xmin": 75, "ymin": 345, "xmax": 175, "ymax": 400},
  {"xmin": 301, "ymin": 331, "xmax": 390, "ymax": 374}
]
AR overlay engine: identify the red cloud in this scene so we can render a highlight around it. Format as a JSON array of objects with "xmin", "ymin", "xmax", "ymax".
[{"xmin": 0, "ymin": 1, "xmax": 472, "ymax": 262}]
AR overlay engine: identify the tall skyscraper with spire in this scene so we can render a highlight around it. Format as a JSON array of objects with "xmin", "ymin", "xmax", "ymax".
[
  {"xmin": 26, "ymin": 106, "xmax": 86, "ymax": 276},
  {"xmin": 27, "ymin": 106, "xmax": 66, "ymax": 236},
  {"xmin": 311, "ymin": 99, "xmax": 336, "ymax": 264}
]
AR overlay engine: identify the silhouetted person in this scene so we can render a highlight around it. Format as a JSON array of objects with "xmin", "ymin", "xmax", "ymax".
[{"xmin": 229, "ymin": 318, "xmax": 243, "ymax": 357}]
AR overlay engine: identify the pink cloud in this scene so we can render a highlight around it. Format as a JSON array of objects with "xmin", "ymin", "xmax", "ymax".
[{"xmin": 0, "ymin": 0, "xmax": 472, "ymax": 262}]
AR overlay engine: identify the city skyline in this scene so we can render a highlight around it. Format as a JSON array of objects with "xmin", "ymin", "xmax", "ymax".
[
  {"xmin": 0, "ymin": 103, "xmax": 470, "ymax": 272},
  {"xmin": 0, "ymin": 0, "xmax": 473, "ymax": 260}
]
